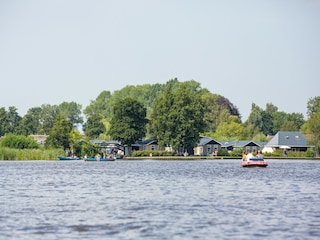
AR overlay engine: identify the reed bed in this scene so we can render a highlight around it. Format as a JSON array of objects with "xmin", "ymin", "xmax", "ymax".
[{"xmin": 0, "ymin": 148, "xmax": 65, "ymax": 160}]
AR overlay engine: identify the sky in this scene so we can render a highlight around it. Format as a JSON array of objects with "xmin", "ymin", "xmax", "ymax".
[{"xmin": 0, "ymin": 0, "xmax": 319, "ymax": 121}]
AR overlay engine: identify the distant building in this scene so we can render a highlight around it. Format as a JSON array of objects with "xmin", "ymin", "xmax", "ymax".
[
  {"xmin": 29, "ymin": 135, "xmax": 47, "ymax": 145},
  {"xmin": 220, "ymin": 140, "xmax": 266, "ymax": 153},
  {"xmin": 194, "ymin": 136, "xmax": 221, "ymax": 156},
  {"xmin": 263, "ymin": 131, "xmax": 311, "ymax": 152}
]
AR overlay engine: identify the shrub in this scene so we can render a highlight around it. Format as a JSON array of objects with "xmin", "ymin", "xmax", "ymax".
[{"xmin": 0, "ymin": 134, "xmax": 39, "ymax": 149}]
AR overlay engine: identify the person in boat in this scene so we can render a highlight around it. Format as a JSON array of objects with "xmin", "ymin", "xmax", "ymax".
[
  {"xmin": 95, "ymin": 153, "xmax": 101, "ymax": 160},
  {"xmin": 256, "ymin": 150, "xmax": 264, "ymax": 158},
  {"xmin": 246, "ymin": 151, "xmax": 254, "ymax": 161},
  {"xmin": 242, "ymin": 151, "xmax": 247, "ymax": 161}
]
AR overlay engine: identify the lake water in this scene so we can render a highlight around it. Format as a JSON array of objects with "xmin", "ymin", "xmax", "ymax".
[{"xmin": 1, "ymin": 159, "xmax": 319, "ymax": 239}]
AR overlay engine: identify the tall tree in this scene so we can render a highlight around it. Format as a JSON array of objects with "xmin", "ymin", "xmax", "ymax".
[
  {"xmin": 41, "ymin": 104, "xmax": 59, "ymax": 135},
  {"xmin": 84, "ymin": 113, "xmax": 106, "ymax": 139},
  {"xmin": 84, "ymin": 90, "xmax": 112, "ymax": 119},
  {"xmin": 7, "ymin": 107, "xmax": 22, "ymax": 134},
  {"xmin": 109, "ymin": 98, "xmax": 147, "ymax": 156},
  {"xmin": 202, "ymin": 93, "xmax": 240, "ymax": 132},
  {"xmin": 151, "ymin": 81, "xmax": 205, "ymax": 154},
  {"xmin": 214, "ymin": 115, "xmax": 245, "ymax": 140},
  {"xmin": 45, "ymin": 115, "xmax": 73, "ymax": 150},
  {"xmin": 245, "ymin": 103, "xmax": 264, "ymax": 136},
  {"xmin": 58, "ymin": 101, "xmax": 83, "ymax": 128},
  {"xmin": 0, "ymin": 107, "xmax": 21, "ymax": 135},
  {"xmin": 307, "ymin": 96, "xmax": 320, "ymax": 117},
  {"xmin": 0, "ymin": 107, "xmax": 8, "ymax": 136},
  {"xmin": 16, "ymin": 107, "xmax": 42, "ymax": 135},
  {"xmin": 302, "ymin": 112, "xmax": 320, "ymax": 157}
]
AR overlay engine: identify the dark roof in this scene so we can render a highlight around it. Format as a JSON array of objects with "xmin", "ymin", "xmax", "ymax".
[
  {"xmin": 90, "ymin": 140, "xmax": 122, "ymax": 146},
  {"xmin": 198, "ymin": 136, "xmax": 221, "ymax": 146},
  {"xmin": 133, "ymin": 138, "xmax": 158, "ymax": 147},
  {"xmin": 220, "ymin": 140, "xmax": 264, "ymax": 148},
  {"xmin": 266, "ymin": 131, "xmax": 308, "ymax": 147}
]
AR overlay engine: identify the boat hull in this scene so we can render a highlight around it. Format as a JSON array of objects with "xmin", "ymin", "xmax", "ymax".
[
  {"xmin": 242, "ymin": 158, "xmax": 268, "ymax": 167},
  {"xmin": 84, "ymin": 157, "xmax": 116, "ymax": 161},
  {"xmin": 58, "ymin": 156, "xmax": 81, "ymax": 160}
]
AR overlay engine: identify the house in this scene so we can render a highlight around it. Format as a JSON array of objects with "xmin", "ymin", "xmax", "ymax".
[
  {"xmin": 90, "ymin": 140, "xmax": 124, "ymax": 155},
  {"xmin": 29, "ymin": 135, "xmax": 48, "ymax": 145},
  {"xmin": 132, "ymin": 138, "xmax": 165, "ymax": 151},
  {"xmin": 263, "ymin": 131, "xmax": 310, "ymax": 152},
  {"xmin": 194, "ymin": 136, "xmax": 221, "ymax": 156},
  {"xmin": 220, "ymin": 140, "xmax": 266, "ymax": 153}
]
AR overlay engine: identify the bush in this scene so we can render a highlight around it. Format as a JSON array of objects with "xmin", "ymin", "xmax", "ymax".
[
  {"xmin": 131, "ymin": 150, "xmax": 175, "ymax": 157},
  {"xmin": 228, "ymin": 149, "xmax": 243, "ymax": 157},
  {"xmin": 0, "ymin": 134, "xmax": 39, "ymax": 149}
]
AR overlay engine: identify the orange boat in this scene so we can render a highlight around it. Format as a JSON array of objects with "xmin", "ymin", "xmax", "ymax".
[{"xmin": 242, "ymin": 158, "xmax": 268, "ymax": 167}]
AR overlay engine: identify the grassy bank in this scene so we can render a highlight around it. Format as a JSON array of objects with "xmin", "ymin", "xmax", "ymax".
[{"xmin": 0, "ymin": 147, "xmax": 65, "ymax": 160}]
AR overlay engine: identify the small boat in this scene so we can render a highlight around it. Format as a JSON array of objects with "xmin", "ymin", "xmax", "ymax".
[
  {"xmin": 84, "ymin": 157, "xmax": 116, "ymax": 161},
  {"xmin": 241, "ymin": 158, "xmax": 268, "ymax": 167},
  {"xmin": 58, "ymin": 156, "xmax": 81, "ymax": 160}
]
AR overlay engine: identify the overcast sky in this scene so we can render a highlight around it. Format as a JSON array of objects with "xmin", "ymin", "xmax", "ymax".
[{"xmin": 0, "ymin": 0, "xmax": 319, "ymax": 121}]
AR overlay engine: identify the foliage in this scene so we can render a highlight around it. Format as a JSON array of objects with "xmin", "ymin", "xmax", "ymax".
[
  {"xmin": 16, "ymin": 107, "xmax": 42, "ymax": 135},
  {"xmin": 302, "ymin": 112, "xmax": 320, "ymax": 157},
  {"xmin": 41, "ymin": 104, "xmax": 59, "ymax": 135},
  {"xmin": 58, "ymin": 101, "xmax": 83, "ymax": 128},
  {"xmin": 150, "ymin": 81, "xmax": 205, "ymax": 154},
  {"xmin": 84, "ymin": 113, "xmax": 106, "ymax": 138},
  {"xmin": 227, "ymin": 148, "xmax": 243, "ymax": 157},
  {"xmin": 252, "ymin": 132, "xmax": 268, "ymax": 142},
  {"xmin": 0, "ymin": 134, "xmax": 39, "ymax": 149},
  {"xmin": 0, "ymin": 106, "xmax": 22, "ymax": 136},
  {"xmin": 131, "ymin": 150, "xmax": 175, "ymax": 157},
  {"xmin": 307, "ymin": 96, "xmax": 320, "ymax": 117},
  {"xmin": 109, "ymin": 98, "xmax": 147, "ymax": 155},
  {"xmin": 45, "ymin": 115, "xmax": 73, "ymax": 150},
  {"xmin": 305, "ymin": 148, "xmax": 315, "ymax": 158},
  {"xmin": 73, "ymin": 140, "xmax": 100, "ymax": 158},
  {"xmin": 213, "ymin": 115, "xmax": 245, "ymax": 140},
  {"xmin": 245, "ymin": 103, "xmax": 305, "ymax": 137},
  {"xmin": 0, "ymin": 147, "xmax": 64, "ymax": 160},
  {"xmin": 84, "ymin": 91, "xmax": 113, "ymax": 118}
]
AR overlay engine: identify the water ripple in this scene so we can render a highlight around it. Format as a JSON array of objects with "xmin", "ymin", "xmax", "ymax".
[{"xmin": 0, "ymin": 159, "xmax": 319, "ymax": 239}]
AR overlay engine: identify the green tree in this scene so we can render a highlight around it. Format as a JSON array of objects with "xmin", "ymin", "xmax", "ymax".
[
  {"xmin": 84, "ymin": 90, "xmax": 113, "ymax": 119},
  {"xmin": 302, "ymin": 112, "xmax": 320, "ymax": 157},
  {"xmin": 84, "ymin": 113, "xmax": 106, "ymax": 139},
  {"xmin": 245, "ymin": 103, "xmax": 264, "ymax": 136},
  {"xmin": 109, "ymin": 98, "xmax": 147, "ymax": 156},
  {"xmin": 214, "ymin": 115, "xmax": 245, "ymax": 140},
  {"xmin": 16, "ymin": 107, "xmax": 42, "ymax": 135},
  {"xmin": 45, "ymin": 115, "xmax": 73, "ymax": 150},
  {"xmin": 150, "ymin": 81, "xmax": 205, "ymax": 154},
  {"xmin": 41, "ymin": 104, "xmax": 59, "ymax": 135},
  {"xmin": 202, "ymin": 93, "xmax": 240, "ymax": 132},
  {"xmin": 58, "ymin": 101, "xmax": 83, "ymax": 128},
  {"xmin": 307, "ymin": 96, "xmax": 320, "ymax": 117},
  {"xmin": 0, "ymin": 107, "xmax": 8, "ymax": 136},
  {"xmin": 7, "ymin": 107, "xmax": 22, "ymax": 134},
  {"xmin": 0, "ymin": 107, "xmax": 22, "ymax": 136}
]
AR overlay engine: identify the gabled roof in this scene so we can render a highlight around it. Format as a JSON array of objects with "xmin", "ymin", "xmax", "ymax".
[
  {"xmin": 266, "ymin": 131, "xmax": 308, "ymax": 147},
  {"xmin": 90, "ymin": 140, "xmax": 122, "ymax": 145},
  {"xmin": 198, "ymin": 136, "xmax": 221, "ymax": 146},
  {"xmin": 133, "ymin": 138, "xmax": 158, "ymax": 147},
  {"xmin": 220, "ymin": 140, "xmax": 263, "ymax": 148}
]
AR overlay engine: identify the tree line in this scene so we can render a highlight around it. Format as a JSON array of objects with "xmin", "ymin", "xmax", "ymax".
[{"xmin": 0, "ymin": 79, "xmax": 319, "ymax": 156}]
